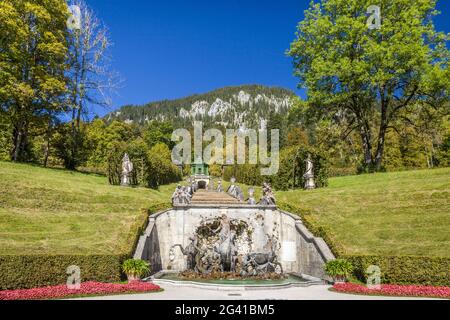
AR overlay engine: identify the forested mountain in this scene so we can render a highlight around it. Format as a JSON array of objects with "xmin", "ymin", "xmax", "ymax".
[{"xmin": 105, "ymin": 85, "xmax": 295, "ymax": 129}]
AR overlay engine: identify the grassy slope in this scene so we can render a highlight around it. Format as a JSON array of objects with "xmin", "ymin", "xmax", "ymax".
[
  {"xmin": 277, "ymin": 168, "xmax": 450, "ymax": 257},
  {"xmin": 1, "ymin": 162, "xmax": 449, "ymax": 258},
  {"xmin": 0, "ymin": 161, "xmax": 174, "ymax": 255}
]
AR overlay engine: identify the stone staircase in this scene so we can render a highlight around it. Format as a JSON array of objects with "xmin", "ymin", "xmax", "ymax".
[{"xmin": 191, "ymin": 190, "xmax": 240, "ymax": 205}]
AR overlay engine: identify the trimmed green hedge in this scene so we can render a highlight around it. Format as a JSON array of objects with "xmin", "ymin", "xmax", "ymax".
[
  {"xmin": 0, "ymin": 254, "xmax": 127, "ymax": 290},
  {"xmin": 0, "ymin": 202, "xmax": 172, "ymax": 290},
  {"xmin": 279, "ymin": 201, "xmax": 450, "ymax": 287},
  {"xmin": 344, "ymin": 255, "xmax": 450, "ymax": 287}
]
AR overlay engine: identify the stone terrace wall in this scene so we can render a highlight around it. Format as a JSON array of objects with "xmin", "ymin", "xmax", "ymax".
[{"xmin": 134, "ymin": 205, "xmax": 335, "ymax": 280}]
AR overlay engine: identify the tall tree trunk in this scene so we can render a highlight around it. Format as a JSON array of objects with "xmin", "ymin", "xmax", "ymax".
[
  {"xmin": 374, "ymin": 99, "xmax": 389, "ymax": 171},
  {"xmin": 12, "ymin": 128, "xmax": 23, "ymax": 162},
  {"xmin": 43, "ymin": 116, "xmax": 52, "ymax": 168},
  {"xmin": 374, "ymin": 125, "xmax": 387, "ymax": 171},
  {"xmin": 43, "ymin": 139, "xmax": 49, "ymax": 167},
  {"xmin": 359, "ymin": 122, "xmax": 373, "ymax": 169}
]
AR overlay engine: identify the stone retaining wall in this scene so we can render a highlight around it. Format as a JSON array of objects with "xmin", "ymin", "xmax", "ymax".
[{"xmin": 134, "ymin": 205, "xmax": 334, "ymax": 281}]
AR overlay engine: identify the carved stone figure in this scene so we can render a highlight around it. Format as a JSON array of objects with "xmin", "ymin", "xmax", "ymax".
[
  {"xmin": 259, "ymin": 183, "xmax": 276, "ymax": 205},
  {"xmin": 227, "ymin": 177, "xmax": 244, "ymax": 201},
  {"xmin": 171, "ymin": 185, "xmax": 192, "ymax": 206},
  {"xmin": 226, "ymin": 177, "xmax": 237, "ymax": 196},
  {"xmin": 217, "ymin": 179, "xmax": 223, "ymax": 192},
  {"xmin": 173, "ymin": 213, "xmax": 283, "ymax": 277},
  {"xmin": 304, "ymin": 154, "xmax": 316, "ymax": 190},
  {"xmin": 120, "ymin": 153, "xmax": 133, "ymax": 186},
  {"xmin": 172, "ymin": 235, "xmax": 199, "ymax": 271},
  {"xmin": 247, "ymin": 188, "xmax": 257, "ymax": 205},
  {"xmin": 245, "ymin": 213, "xmax": 279, "ymax": 274}
]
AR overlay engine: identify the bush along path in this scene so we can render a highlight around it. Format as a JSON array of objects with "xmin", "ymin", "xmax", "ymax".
[
  {"xmin": 0, "ymin": 281, "xmax": 161, "ymax": 300},
  {"xmin": 332, "ymin": 283, "xmax": 450, "ymax": 299}
]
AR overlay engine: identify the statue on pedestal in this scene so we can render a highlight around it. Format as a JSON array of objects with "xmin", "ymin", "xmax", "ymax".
[
  {"xmin": 304, "ymin": 154, "xmax": 316, "ymax": 190},
  {"xmin": 217, "ymin": 179, "xmax": 223, "ymax": 192},
  {"xmin": 259, "ymin": 182, "xmax": 276, "ymax": 205},
  {"xmin": 227, "ymin": 177, "xmax": 244, "ymax": 201},
  {"xmin": 121, "ymin": 153, "xmax": 133, "ymax": 186},
  {"xmin": 172, "ymin": 185, "xmax": 192, "ymax": 206},
  {"xmin": 247, "ymin": 188, "xmax": 257, "ymax": 205}
]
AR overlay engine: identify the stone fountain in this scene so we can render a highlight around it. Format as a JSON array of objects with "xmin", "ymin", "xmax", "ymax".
[
  {"xmin": 134, "ymin": 182, "xmax": 335, "ymax": 288},
  {"xmin": 170, "ymin": 212, "xmax": 283, "ymax": 278}
]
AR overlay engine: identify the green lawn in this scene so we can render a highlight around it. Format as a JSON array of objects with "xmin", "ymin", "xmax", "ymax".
[
  {"xmin": 277, "ymin": 168, "xmax": 450, "ymax": 257},
  {"xmin": 0, "ymin": 161, "xmax": 174, "ymax": 255},
  {"xmin": 1, "ymin": 161, "xmax": 449, "ymax": 259}
]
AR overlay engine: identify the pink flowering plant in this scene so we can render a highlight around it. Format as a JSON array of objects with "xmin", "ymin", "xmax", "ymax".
[
  {"xmin": 0, "ymin": 281, "xmax": 161, "ymax": 300},
  {"xmin": 333, "ymin": 282, "xmax": 450, "ymax": 299}
]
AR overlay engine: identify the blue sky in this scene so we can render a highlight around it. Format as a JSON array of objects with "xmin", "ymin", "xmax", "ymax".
[{"xmin": 85, "ymin": 0, "xmax": 450, "ymax": 117}]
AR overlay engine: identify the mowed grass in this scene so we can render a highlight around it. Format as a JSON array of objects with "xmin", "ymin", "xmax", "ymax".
[
  {"xmin": 277, "ymin": 168, "xmax": 450, "ymax": 257},
  {"xmin": 1, "ymin": 161, "xmax": 449, "ymax": 258},
  {"xmin": 0, "ymin": 161, "xmax": 174, "ymax": 255}
]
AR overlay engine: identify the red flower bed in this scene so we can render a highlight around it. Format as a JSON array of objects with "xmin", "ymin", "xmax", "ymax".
[
  {"xmin": 0, "ymin": 281, "xmax": 161, "ymax": 300},
  {"xmin": 333, "ymin": 282, "xmax": 450, "ymax": 299}
]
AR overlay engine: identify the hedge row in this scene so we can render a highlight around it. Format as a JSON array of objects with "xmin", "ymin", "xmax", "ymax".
[
  {"xmin": 0, "ymin": 254, "xmax": 127, "ymax": 290},
  {"xmin": 0, "ymin": 202, "xmax": 172, "ymax": 290},
  {"xmin": 344, "ymin": 255, "xmax": 450, "ymax": 287},
  {"xmin": 279, "ymin": 201, "xmax": 450, "ymax": 287}
]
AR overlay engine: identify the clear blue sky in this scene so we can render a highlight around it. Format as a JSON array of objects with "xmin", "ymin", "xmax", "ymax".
[{"xmin": 85, "ymin": 0, "xmax": 450, "ymax": 117}]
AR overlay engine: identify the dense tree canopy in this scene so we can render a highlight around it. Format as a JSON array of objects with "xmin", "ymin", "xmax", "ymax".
[
  {"xmin": 289, "ymin": 0, "xmax": 449, "ymax": 171},
  {"xmin": 0, "ymin": 0, "xmax": 69, "ymax": 161}
]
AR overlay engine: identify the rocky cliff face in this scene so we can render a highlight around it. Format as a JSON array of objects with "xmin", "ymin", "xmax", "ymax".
[{"xmin": 106, "ymin": 85, "xmax": 295, "ymax": 129}]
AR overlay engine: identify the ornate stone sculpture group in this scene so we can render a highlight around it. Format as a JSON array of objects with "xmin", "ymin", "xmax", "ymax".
[
  {"xmin": 171, "ymin": 185, "xmax": 192, "ymax": 206},
  {"xmin": 226, "ymin": 178, "xmax": 276, "ymax": 206},
  {"xmin": 172, "ymin": 212, "xmax": 283, "ymax": 277},
  {"xmin": 217, "ymin": 179, "xmax": 223, "ymax": 192}
]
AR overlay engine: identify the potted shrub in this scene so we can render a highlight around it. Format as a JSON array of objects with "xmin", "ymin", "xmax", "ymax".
[
  {"xmin": 122, "ymin": 259, "xmax": 151, "ymax": 282},
  {"xmin": 324, "ymin": 259, "xmax": 354, "ymax": 283}
]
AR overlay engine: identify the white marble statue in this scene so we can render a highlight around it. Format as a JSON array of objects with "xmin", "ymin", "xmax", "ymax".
[
  {"xmin": 121, "ymin": 153, "xmax": 133, "ymax": 186},
  {"xmin": 247, "ymin": 188, "xmax": 257, "ymax": 205},
  {"xmin": 217, "ymin": 179, "xmax": 223, "ymax": 192},
  {"xmin": 304, "ymin": 154, "xmax": 316, "ymax": 190},
  {"xmin": 172, "ymin": 185, "xmax": 192, "ymax": 206},
  {"xmin": 259, "ymin": 182, "xmax": 275, "ymax": 205}
]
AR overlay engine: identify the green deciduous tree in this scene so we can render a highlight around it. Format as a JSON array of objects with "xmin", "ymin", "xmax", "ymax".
[
  {"xmin": 146, "ymin": 143, "xmax": 182, "ymax": 188},
  {"xmin": 289, "ymin": 0, "xmax": 449, "ymax": 171},
  {"xmin": 0, "ymin": 0, "xmax": 69, "ymax": 161}
]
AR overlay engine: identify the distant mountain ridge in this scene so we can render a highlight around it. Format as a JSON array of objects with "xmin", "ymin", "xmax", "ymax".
[{"xmin": 105, "ymin": 85, "xmax": 295, "ymax": 129}]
